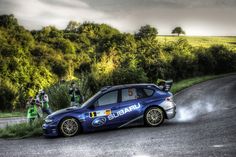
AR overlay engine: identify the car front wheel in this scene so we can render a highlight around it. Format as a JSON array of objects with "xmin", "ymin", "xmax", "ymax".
[
  {"xmin": 145, "ymin": 107, "xmax": 164, "ymax": 126},
  {"xmin": 59, "ymin": 117, "xmax": 80, "ymax": 137}
]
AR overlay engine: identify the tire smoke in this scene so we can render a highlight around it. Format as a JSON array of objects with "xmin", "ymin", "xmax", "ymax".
[{"xmin": 174, "ymin": 100, "xmax": 215, "ymax": 122}]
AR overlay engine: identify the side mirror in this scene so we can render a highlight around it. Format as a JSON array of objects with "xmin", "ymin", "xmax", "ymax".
[
  {"xmin": 88, "ymin": 101, "xmax": 98, "ymax": 110},
  {"xmin": 88, "ymin": 104, "xmax": 95, "ymax": 110}
]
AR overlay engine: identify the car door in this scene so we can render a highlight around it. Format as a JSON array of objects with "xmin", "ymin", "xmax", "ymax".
[
  {"xmin": 85, "ymin": 90, "xmax": 120, "ymax": 131},
  {"xmin": 112, "ymin": 87, "xmax": 145, "ymax": 128}
]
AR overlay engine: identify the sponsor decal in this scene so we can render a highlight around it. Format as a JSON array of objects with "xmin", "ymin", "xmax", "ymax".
[
  {"xmin": 89, "ymin": 109, "xmax": 111, "ymax": 118},
  {"xmin": 92, "ymin": 117, "xmax": 106, "ymax": 127},
  {"xmin": 108, "ymin": 103, "xmax": 141, "ymax": 120}
]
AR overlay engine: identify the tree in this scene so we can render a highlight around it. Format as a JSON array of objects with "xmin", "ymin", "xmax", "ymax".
[
  {"xmin": 33, "ymin": 26, "xmax": 63, "ymax": 42},
  {"xmin": 53, "ymin": 38, "xmax": 75, "ymax": 54},
  {"xmin": 135, "ymin": 25, "xmax": 158, "ymax": 40},
  {"xmin": 98, "ymin": 33, "xmax": 136, "ymax": 53},
  {"xmin": 172, "ymin": 27, "xmax": 185, "ymax": 36},
  {"xmin": 65, "ymin": 21, "xmax": 80, "ymax": 32},
  {"xmin": 0, "ymin": 14, "xmax": 18, "ymax": 29}
]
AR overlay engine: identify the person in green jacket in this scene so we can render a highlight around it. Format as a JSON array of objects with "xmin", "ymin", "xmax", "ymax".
[
  {"xmin": 36, "ymin": 90, "xmax": 52, "ymax": 115},
  {"xmin": 69, "ymin": 82, "xmax": 83, "ymax": 106},
  {"xmin": 26, "ymin": 97, "xmax": 38, "ymax": 124}
]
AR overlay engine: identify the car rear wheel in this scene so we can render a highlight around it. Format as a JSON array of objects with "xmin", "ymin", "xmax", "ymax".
[
  {"xmin": 59, "ymin": 117, "xmax": 80, "ymax": 137},
  {"xmin": 145, "ymin": 107, "xmax": 164, "ymax": 126}
]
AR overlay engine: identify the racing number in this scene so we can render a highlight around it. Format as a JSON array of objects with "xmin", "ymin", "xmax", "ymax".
[{"xmin": 90, "ymin": 112, "xmax": 97, "ymax": 118}]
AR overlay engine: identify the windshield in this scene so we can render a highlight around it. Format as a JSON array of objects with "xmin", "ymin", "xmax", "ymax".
[{"xmin": 81, "ymin": 91, "xmax": 101, "ymax": 108}]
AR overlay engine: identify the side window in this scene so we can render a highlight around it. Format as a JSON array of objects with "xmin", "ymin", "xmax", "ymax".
[
  {"xmin": 97, "ymin": 90, "xmax": 118, "ymax": 106},
  {"xmin": 122, "ymin": 88, "xmax": 137, "ymax": 101},
  {"xmin": 137, "ymin": 88, "xmax": 146, "ymax": 98},
  {"xmin": 143, "ymin": 88, "xmax": 154, "ymax": 97},
  {"xmin": 122, "ymin": 88, "xmax": 147, "ymax": 102}
]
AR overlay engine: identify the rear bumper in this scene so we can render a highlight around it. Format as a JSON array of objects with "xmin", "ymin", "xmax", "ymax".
[
  {"xmin": 159, "ymin": 100, "xmax": 176, "ymax": 119},
  {"xmin": 42, "ymin": 123, "xmax": 59, "ymax": 137},
  {"xmin": 165, "ymin": 106, "xmax": 176, "ymax": 119}
]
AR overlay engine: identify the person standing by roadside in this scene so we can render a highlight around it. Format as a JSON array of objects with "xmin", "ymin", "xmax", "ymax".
[
  {"xmin": 26, "ymin": 97, "xmax": 38, "ymax": 124},
  {"xmin": 69, "ymin": 82, "xmax": 83, "ymax": 106},
  {"xmin": 35, "ymin": 99, "xmax": 43, "ymax": 118},
  {"xmin": 36, "ymin": 90, "xmax": 52, "ymax": 115}
]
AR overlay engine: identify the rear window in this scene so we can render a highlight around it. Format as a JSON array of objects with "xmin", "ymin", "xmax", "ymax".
[{"xmin": 143, "ymin": 88, "xmax": 154, "ymax": 97}]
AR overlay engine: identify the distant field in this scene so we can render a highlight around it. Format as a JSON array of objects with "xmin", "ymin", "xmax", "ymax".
[{"xmin": 158, "ymin": 36, "xmax": 236, "ymax": 50}]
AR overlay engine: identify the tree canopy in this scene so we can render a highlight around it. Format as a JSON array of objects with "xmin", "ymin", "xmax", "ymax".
[
  {"xmin": 172, "ymin": 27, "xmax": 186, "ymax": 36},
  {"xmin": 135, "ymin": 25, "xmax": 158, "ymax": 40}
]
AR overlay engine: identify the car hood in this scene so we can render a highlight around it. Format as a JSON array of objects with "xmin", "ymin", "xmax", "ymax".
[{"xmin": 49, "ymin": 106, "xmax": 84, "ymax": 117}]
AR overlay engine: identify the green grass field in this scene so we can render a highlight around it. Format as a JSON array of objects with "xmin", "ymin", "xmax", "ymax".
[{"xmin": 158, "ymin": 36, "xmax": 236, "ymax": 50}]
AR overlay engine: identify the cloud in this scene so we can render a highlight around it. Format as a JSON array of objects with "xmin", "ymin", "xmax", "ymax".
[
  {"xmin": 84, "ymin": 0, "xmax": 236, "ymax": 11},
  {"xmin": 0, "ymin": 0, "xmax": 108, "ymax": 29},
  {"xmin": 0, "ymin": 0, "xmax": 236, "ymax": 35}
]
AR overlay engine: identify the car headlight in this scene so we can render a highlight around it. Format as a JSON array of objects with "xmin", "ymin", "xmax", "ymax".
[
  {"xmin": 45, "ymin": 119, "xmax": 53, "ymax": 123},
  {"xmin": 45, "ymin": 117, "xmax": 54, "ymax": 123}
]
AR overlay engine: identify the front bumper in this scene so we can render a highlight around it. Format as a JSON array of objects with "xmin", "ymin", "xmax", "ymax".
[{"xmin": 42, "ymin": 123, "xmax": 59, "ymax": 137}]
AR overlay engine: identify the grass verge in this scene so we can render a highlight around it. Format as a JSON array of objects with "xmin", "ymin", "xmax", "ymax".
[
  {"xmin": 0, "ymin": 72, "xmax": 235, "ymax": 139},
  {"xmin": 0, "ymin": 112, "xmax": 25, "ymax": 118},
  {"xmin": 171, "ymin": 73, "xmax": 234, "ymax": 94},
  {"xmin": 0, "ymin": 119, "xmax": 43, "ymax": 139}
]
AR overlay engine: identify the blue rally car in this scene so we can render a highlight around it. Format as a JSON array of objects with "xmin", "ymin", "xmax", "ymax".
[{"xmin": 43, "ymin": 82, "xmax": 176, "ymax": 137}]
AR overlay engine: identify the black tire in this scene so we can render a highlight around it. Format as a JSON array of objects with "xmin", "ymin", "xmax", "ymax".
[
  {"xmin": 144, "ymin": 107, "xmax": 164, "ymax": 127},
  {"xmin": 59, "ymin": 117, "xmax": 81, "ymax": 137}
]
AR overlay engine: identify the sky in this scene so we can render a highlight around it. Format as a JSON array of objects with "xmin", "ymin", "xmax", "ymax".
[{"xmin": 0, "ymin": 0, "xmax": 235, "ymax": 36}]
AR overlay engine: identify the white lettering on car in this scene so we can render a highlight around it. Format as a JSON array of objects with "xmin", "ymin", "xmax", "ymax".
[{"xmin": 108, "ymin": 103, "xmax": 141, "ymax": 120}]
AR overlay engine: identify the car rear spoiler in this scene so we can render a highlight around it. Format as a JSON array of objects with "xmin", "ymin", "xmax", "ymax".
[{"xmin": 157, "ymin": 80, "xmax": 173, "ymax": 92}]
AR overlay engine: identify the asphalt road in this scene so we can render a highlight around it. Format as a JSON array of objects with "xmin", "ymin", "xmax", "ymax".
[{"xmin": 1, "ymin": 75, "xmax": 236, "ymax": 157}]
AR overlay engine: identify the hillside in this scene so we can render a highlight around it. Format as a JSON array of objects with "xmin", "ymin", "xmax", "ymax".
[{"xmin": 0, "ymin": 14, "xmax": 236, "ymax": 111}]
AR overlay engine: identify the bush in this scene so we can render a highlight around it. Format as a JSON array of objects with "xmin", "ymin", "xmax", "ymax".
[
  {"xmin": 46, "ymin": 73, "xmax": 92, "ymax": 110},
  {"xmin": 46, "ymin": 83, "xmax": 70, "ymax": 110},
  {"xmin": 0, "ymin": 119, "xmax": 43, "ymax": 138},
  {"xmin": 208, "ymin": 45, "xmax": 236, "ymax": 73},
  {"xmin": 195, "ymin": 48, "xmax": 216, "ymax": 75}
]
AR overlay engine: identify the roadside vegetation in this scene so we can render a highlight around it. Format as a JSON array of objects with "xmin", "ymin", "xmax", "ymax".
[
  {"xmin": 0, "ymin": 14, "xmax": 236, "ymax": 113},
  {"xmin": 171, "ymin": 73, "xmax": 234, "ymax": 94},
  {"xmin": 0, "ymin": 120, "xmax": 43, "ymax": 138}
]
